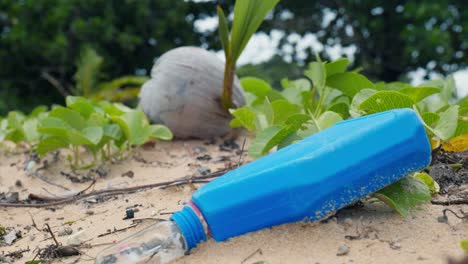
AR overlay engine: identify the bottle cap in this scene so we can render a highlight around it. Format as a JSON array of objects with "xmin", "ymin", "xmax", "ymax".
[{"xmin": 171, "ymin": 205, "xmax": 207, "ymax": 250}]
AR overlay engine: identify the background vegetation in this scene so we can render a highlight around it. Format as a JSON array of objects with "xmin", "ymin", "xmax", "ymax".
[{"xmin": 0, "ymin": 0, "xmax": 467, "ymax": 114}]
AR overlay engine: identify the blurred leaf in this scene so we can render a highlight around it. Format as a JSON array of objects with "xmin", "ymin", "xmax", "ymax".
[
  {"xmin": 37, "ymin": 137, "xmax": 68, "ymax": 157},
  {"xmin": 359, "ymin": 91, "xmax": 414, "ymax": 114},
  {"xmin": 317, "ymin": 111, "xmax": 343, "ymax": 130},
  {"xmin": 229, "ymin": 108, "xmax": 258, "ymax": 131},
  {"xmin": 374, "ymin": 176, "xmax": 431, "ymax": 217},
  {"xmin": 327, "ymin": 72, "xmax": 375, "ymax": 97},
  {"xmin": 349, "ymin": 89, "xmax": 377, "ymax": 117},
  {"xmin": 48, "ymin": 106, "xmax": 86, "ymax": 130},
  {"xmin": 271, "ymin": 100, "xmax": 301, "ymax": 124},
  {"xmin": 414, "ymin": 172, "xmax": 439, "ymax": 194},
  {"xmin": 461, "ymin": 240, "xmax": 468, "ymax": 252},
  {"xmin": 74, "ymin": 47, "xmax": 103, "ymax": 97},
  {"xmin": 304, "ymin": 61, "xmax": 326, "ymax": 94},
  {"xmin": 421, "ymin": 112, "xmax": 440, "ymax": 127},
  {"xmin": 240, "ymin": 77, "xmax": 272, "ymax": 97},
  {"xmin": 217, "ymin": 6, "xmax": 230, "ymax": 58},
  {"xmin": 148, "ymin": 124, "xmax": 173, "ymax": 141},
  {"xmin": 230, "ymin": 0, "xmax": 280, "ymax": 60},
  {"xmin": 249, "ymin": 114, "xmax": 310, "ymax": 158},
  {"xmin": 325, "ymin": 58, "xmax": 350, "ymax": 77},
  {"xmin": 399, "ymin": 86, "xmax": 440, "ymax": 102},
  {"xmin": 433, "ymin": 105, "xmax": 459, "ymax": 141}
]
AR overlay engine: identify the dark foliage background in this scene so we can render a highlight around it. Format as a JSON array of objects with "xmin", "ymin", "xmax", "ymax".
[{"xmin": 1, "ymin": 0, "xmax": 466, "ymax": 114}]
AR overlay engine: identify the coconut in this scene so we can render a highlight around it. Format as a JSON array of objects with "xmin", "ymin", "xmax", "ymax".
[{"xmin": 139, "ymin": 47, "xmax": 245, "ymax": 139}]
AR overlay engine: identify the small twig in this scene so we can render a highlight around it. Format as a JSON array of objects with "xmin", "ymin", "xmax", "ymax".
[
  {"xmin": 4, "ymin": 247, "xmax": 30, "ymax": 258},
  {"xmin": 97, "ymin": 224, "xmax": 138, "ymax": 238},
  {"xmin": 237, "ymin": 137, "xmax": 247, "ymax": 168},
  {"xmin": 442, "ymin": 209, "xmax": 468, "ymax": 219},
  {"xmin": 45, "ymin": 223, "xmax": 60, "ymax": 246},
  {"xmin": 0, "ymin": 168, "xmax": 230, "ymax": 208},
  {"xmin": 131, "ymin": 218, "xmax": 166, "ymax": 224},
  {"xmin": 241, "ymin": 248, "xmax": 262, "ymax": 264},
  {"xmin": 28, "ymin": 211, "xmax": 41, "ymax": 232},
  {"xmin": 34, "ymin": 170, "xmax": 70, "ymax": 191},
  {"xmin": 159, "ymin": 211, "xmax": 175, "ymax": 216},
  {"xmin": 431, "ymin": 198, "xmax": 468, "ymax": 205},
  {"xmin": 41, "ymin": 71, "xmax": 70, "ymax": 97}
]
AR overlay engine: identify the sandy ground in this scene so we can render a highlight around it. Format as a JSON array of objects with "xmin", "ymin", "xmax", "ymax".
[{"xmin": 0, "ymin": 139, "xmax": 467, "ymax": 264}]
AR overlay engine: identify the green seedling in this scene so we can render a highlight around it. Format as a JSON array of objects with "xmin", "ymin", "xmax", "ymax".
[{"xmin": 217, "ymin": 0, "xmax": 280, "ymax": 110}]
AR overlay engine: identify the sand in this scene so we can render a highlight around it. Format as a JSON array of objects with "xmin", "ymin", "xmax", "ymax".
[{"xmin": 0, "ymin": 139, "xmax": 467, "ymax": 264}]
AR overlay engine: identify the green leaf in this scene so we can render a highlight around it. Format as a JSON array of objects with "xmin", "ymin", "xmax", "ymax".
[
  {"xmin": 23, "ymin": 119, "xmax": 40, "ymax": 142},
  {"xmin": 304, "ymin": 61, "xmax": 326, "ymax": 94},
  {"xmin": 48, "ymin": 106, "xmax": 86, "ymax": 130},
  {"xmin": 217, "ymin": 6, "xmax": 230, "ymax": 58},
  {"xmin": 359, "ymin": 90, "xmax": 415, "ymax": 114},
  {"xmin": 349, "ymin": 89, "xmax": 377, "ymax": 118},
  {"xmin": 327, "ymin": 72, "xmax": 375, "ymax": 97},
  {"xmin": 317, "ymin": 111, "xmax": 343, "ymax": 130},
  {"xmin": 441, "ymin": 75, "xmax": 455, "ymax": 102},
  {"xmin": 271, "ymin": 100, "xmax": 301, "ymax": 124},
  {"xmin": 327, "ymin": 96, "xmax": 350, "ymax": 119},
  {"xmin": 414, "ymin": 172, "xmax": 439, "ymax": 194},
  {"xmin": 75, "ymin": 47, "xmax": 103, "ymax": 97},
  {"xmin": 281, "ymin": 78, "xmax": 311, "ymax": 90},
  {"xmin": 229, "ymin": 108, "xmax": 257, "ymax": 131},
  {"xmin": 148, "ymin": 125, "xmax": 173, "ymax": 141},
  {"xmin": 249, "ymin": 114, "xmax": 310, "ymax": 158},
  {"xmin": 399, "ymin": 86, "xmax": 440, "ymax": 102},
  {"xmin": 421, "ymin": 112, "xmax": 440, "ymax": 127},
  {"xmin": 374, "ymin": 176, "xmax": 431, "ymax": 217},
  {"xmin": 110, "ymin": 110, "xmax": 152, "ymax": 146},
  {"xmin": 240, "ymin": 77, "xmax": 272, "ymax": 97},
  {"xmin": 461, "ymin": 239, "xmax": 468, "ymax": 252},
  {"xmin": 29, "ymin": 105, "xmax": 48, "ymax": 118},
  {"xmin": 103, "ymin": 124, "xmax": 122, "ymax": 140},
  {"xmin": 36, "ymin": 137, "xmax": 68, "ymax": 157},
  {"xmin": 454, "ymin": 120, "xmax": 468, "ymax": 138},
  {"xmin": 37, "ymin": 117, "xmax": 71, "ymax": 140},
  {"xmin": 230, "ymin": 0, "xmax": 280, "ymax": 61},
  {"xmin": 277, "ymin": 132, "xmax": 302, "ymax": 149},
  {"xmin": 433, "ymin": 105, "xmax": 459, "ymax": 141},
  {"xmin": 66, "ymin": 96, "xmax": 96, "ymax": 118},
  {"xmin": 325, "ymin": 58, "xmax": 350, "ymax": 77},
  {"xmin": 68, "ymin": 126, "xmax": 103, "ymax": 146},
  {"xmin": 263, "ymin": 98, "xmax": 274, "ymax": 125}
]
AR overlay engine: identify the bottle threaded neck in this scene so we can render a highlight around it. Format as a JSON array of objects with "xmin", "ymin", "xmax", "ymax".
[{"xmin": 171, "ymin": 205, "xmax": 207, "ymax": 250}]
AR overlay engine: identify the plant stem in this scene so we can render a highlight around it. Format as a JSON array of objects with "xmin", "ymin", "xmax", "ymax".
[{"xmin": 221, "ymin": 58, "xmax": 235, "ymax": 110}]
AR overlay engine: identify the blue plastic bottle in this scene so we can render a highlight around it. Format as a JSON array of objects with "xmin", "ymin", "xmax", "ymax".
[{"xmin": 96, "ymin": 109, "xmax": 432, "ymax": 264}]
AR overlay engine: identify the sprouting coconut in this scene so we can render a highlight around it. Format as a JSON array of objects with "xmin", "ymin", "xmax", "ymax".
[{"xmin": 139, "ymin": 46, "xmax": 245, "ymax": 139}]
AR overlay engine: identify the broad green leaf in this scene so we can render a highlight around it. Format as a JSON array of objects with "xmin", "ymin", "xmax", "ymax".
[
  {"xmin": 399, "ymin": 86, "xmax": 440, "ymax": 102},
  {"xmin": 249, "ymin": 114, "xmax": 310, "ymax": 158},
  {"xmin": 349, "ymin": 89, "xmax": 377, "ymax": 118},
  {"xmin": 6, "ymin": 111, "xmax": 25, "ymax": 143},
  {"xmin": 414, "ymin": 172, "xmax": 439, "ymax": 194},
  {"xmin": 110, "ymin": 110, "xmax": 151, "ymax": 146},
  {"xmin": 148, "ymin": 124, "xmax": 173, "ymax": 140},
  {"xmin": 327, "ymin": 96, "xmax": 350, "ymax": 119},
  {"xmin": 281, "ymin": 78, "xmax": 311, "ymax": 90},
  {"xmin": 359, "ymin": 90, "xmax": 414, "ymax": 114},
  {"xmin": 217, "ymin": 6, "xmax": 230, "ymax": 58},
  {"xmin": 23, "ymin": 119, "xmax": 40, "ymax": 142},
  {"xmin": 29, "ymin": 105, "xmax": 48, "ymax": 117},
  {"xmin": 461, "ymin": 240, "xmax": 468, "ymax": 252},
  {"xmin": 374, "ymin": 176, "xmax": 431, "ymax": 217},
  {"xmin": 441, "ymin": 75, "xmax": 455, "ymax": 102},
  {"xmin": 103, "ymin": 124, "xmax": 122, "ymax": 140},
  {"xmin": 421, "ymin": 112, "xmax": 440, "ymax": 127},
  {"xmin": 240, "ymin": 77, "xmax": 272, "ymax": 97},
  {"xmin": 454, "ymin": 120, "xmax": 468, "ymax": 138},
  {"xmin": 325, "ymin": 58, "xmax": 350, "ymax": 77},
  {"xmin": 66, "ymin": 96, "xmax": 96, "ymax": 118},
  {"xmin": 36, "ymin": 137, "xmax": 68, "ymax": 156},
  {"xmin": 304, "ymin": 61, "xmax": 326, "ymax": 94},
  {"xmin": 229, "ymin": 108, "xmax": 257, "ymax": 131},
  {"xmin": 37, "ymin": 117, "xmax": 71, "ymax": 140},
  {"xmin": 68, "ymin": 126, "xmax": 103, "ymax": 146},
  {"xmin": 87, "ymin": 112, "xmax": 107, "ymax": 127},
  {"xmin": 263, "ymin": 98, "xmax": 274, "ymax": 125},
  {"xmin": 277, "ymin": 132, "xmax": 302, "ymax": 149},
  {"xmin": 317, "ymin": 111, "xmax": 343, "ymax": 130},
  {"xmin": 230, "ymin": 0, "xmax": 280, "ymax": 60},
  {"xmin": 271, "ymin": 100, "xmax": 301, "ymax": 124},
  {"xmin": 433, "ymin": 105, "xmax": 459, "ymax": 141},
  {"xmin": 327, "ymin": 72, "xmax": 375, "ymax": 97},
  {"xmin": 75, "ymin": 47, "xmax": 103, "ymax": 97},
  {"xmin": 48, "ymin": 106, "xmax": 86, "ymax": 130}
]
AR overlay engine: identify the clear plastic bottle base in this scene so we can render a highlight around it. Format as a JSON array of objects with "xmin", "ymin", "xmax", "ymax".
[{"xmin": 95, "ymin": 221, "xmax": 187, "ymax": 264}]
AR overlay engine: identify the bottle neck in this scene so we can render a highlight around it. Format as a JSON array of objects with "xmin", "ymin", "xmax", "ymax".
[{"xmin": 171, "ymin": 202, "xmax": 208, "ymax": 250}]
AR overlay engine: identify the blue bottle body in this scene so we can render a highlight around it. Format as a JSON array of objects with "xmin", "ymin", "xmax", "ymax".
[{"xmin": 177, "ymin": 109, "xmax": 431, "ymax": 244}]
